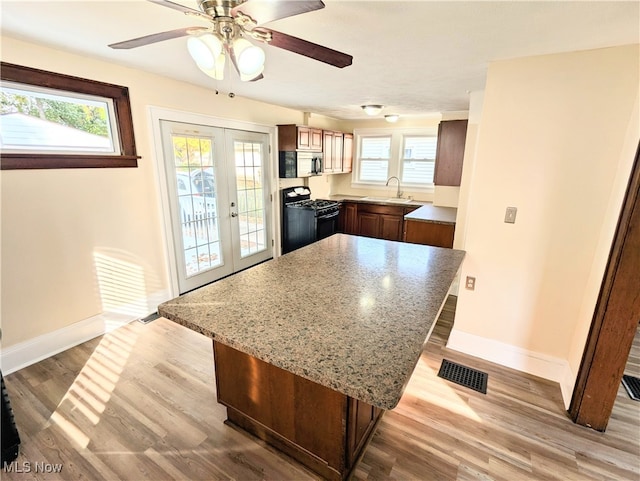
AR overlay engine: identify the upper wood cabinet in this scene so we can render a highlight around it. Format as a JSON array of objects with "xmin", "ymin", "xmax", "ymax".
[
  {"xmin": 278, "ymin": 125, "xmax": 353, "ymax": 174},
  {"xmin": 278, "ymin": 124, "xmax": 323, "ymax": 151},
  {"xmin": 323, "ymin": 131, "xmax": 344, "ymax": 173},
  {"xmin": 433, "ymin": 120, "xmax": 468, "ymax": 186},
  {"xmin": 342, "ymin": 133, "xmax": 353, "ymax": 173}
]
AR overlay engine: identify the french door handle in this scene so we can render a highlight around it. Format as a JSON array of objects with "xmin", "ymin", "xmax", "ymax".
[{"xmin": 231, "ymin": 212, "xmax": 238, "ymax": 217}]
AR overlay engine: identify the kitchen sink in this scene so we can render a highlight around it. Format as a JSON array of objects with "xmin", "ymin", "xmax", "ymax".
[{"xmin": 362, "ymin": 197, "xmax": 414, "ymax": 204}]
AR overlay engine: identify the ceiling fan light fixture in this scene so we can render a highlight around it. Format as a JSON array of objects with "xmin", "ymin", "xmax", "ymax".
[
  {"xmin": 233, "ymin": 37, "xmax": 266, "ymax": 78},
  {"xmin": 385, "ymin": 114, "xmax": 399, "ymax": 123},
  {"xmin": 362, "ymin": 105, "xmax": 383, "ymax": 116},
  {"xmin": 187, "ymin": 33, "xmax": 223, "ymax": 70},
  {"xmin": 197, "ymin": 52, "xmax": 226, "ymax": 81}
]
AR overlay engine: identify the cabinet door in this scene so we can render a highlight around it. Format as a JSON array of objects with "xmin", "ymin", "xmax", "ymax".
[
  {"xmin": 357, "ymin": 212, "xmax": 380, "ymax": 238},
  {"xmin": 310, "ymin": 128, "xmax": 323, "ymax": 151},
  {"xmin": 434, "ymin": 120, "xmax": 468, "ymax": 186},
  {"xmin": 297, "ymin": 126, "xmax": 312, "ymax": 150},
  {"xmin": 339, "ymin": 202, "xmax": 358, "ymax": 234},
  {"xmin": 323, "ymin": 131, "xmax": 334, "ymax": 172},
  {"xmin": 342, "ymin": 133, "xmax": 353, "ymax": 173},
  {"xmin": 379, "ymin": 214, "xmax": 404, "ymax": 241},
  {"xmin": 333, "ymin": 132, "xmax": 344, "ymax": 172}
]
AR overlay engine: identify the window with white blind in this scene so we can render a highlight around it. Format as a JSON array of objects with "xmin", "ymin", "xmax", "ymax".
[
  {"xmin": 401, "ymin": 136, "xmax": 437, "ymax": 184},
  {"xmin": 358, "ymin": 136, "xmax": 391, "ymax": 182},
  {"xmin": 353, "ymin": 127, "xmax": 439, "ymax": 190}
]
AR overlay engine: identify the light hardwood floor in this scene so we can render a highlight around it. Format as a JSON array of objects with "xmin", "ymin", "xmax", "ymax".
[{"xmin": 3, "ymin": 297, "xmax": 639, "ymax": 480}]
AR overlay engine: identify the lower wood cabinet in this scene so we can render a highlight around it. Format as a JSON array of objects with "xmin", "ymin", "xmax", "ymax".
[
  {"xmin": 339, "ymin": 201, "xmax": 418, "ymax": 242},
  {"xmin": 213, "ymin": 341, "xmax": 382, "ymax": 481},
  {"xmin": 339, "ymin": 202, "xmax": 358, "ymax": 234},
  {"xmin": 404, "ymin": 219, "xmax": 455, "ymax": 248}
]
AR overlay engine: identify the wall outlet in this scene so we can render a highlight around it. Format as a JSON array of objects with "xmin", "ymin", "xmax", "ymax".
[
  {"xmin": 504, "ymin": 206, "xmax": 517, "ymax": 224},
  {"xmin": 465, "ymin": 276, "xmax": 476, "ymax": 290}
]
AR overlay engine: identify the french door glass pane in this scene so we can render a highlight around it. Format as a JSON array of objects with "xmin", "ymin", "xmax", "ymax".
[
  {"xmin": 172, "ymin": 134, "xmax": 221, "ymax": 277},
  {"xmin": 234, "ymin": 141, "xmax": 266, "ymax": 257}
]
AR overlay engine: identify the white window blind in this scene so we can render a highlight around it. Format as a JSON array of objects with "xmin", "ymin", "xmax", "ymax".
[
  {"xmin": 359, "ymin": 136, "xmax": 391, "ymax": 182},
  {"xmin": 401, "ymin": 136, "xmax": 437, "ymax": 184}
]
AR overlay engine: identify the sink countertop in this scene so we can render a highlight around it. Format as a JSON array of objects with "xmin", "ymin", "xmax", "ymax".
[
  {"xmin": 158, "ymin": 234, "xmax": 465, "ymax": 410},
  {"xmin": 404, "ymin": 204, "xmax": 458, "ymax": 225},
  {"xmin": 323, "ymin": 194, "xmax": 427, "ymax": 207},
  {"xmin": 325, "ymin": 195, "xmax": 457, "ymax": 224}
]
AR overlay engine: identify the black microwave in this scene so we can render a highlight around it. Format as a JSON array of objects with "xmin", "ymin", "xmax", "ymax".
[{"xmin": 279, "ymin": 151, "xmax": 323, "ymax": 178}]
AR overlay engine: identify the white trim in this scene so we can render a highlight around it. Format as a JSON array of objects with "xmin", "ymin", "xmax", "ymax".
[
  {"xmin": 147, "ymin": 106, "xmax": 278, "ymax": 296},
  {"xmin": 1, "ymin": 289, "xmax": 171, "ymax": 374},
  {"xmin": 446, "ymin": 328, "xmax": 575, "ymax": 408}
]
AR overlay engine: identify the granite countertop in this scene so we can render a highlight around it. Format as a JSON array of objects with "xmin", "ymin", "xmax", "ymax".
[
  {"xmin": 404, "ymin": 204, "xmax": 457, "ymax": 225},
  {"xmin": 158, "ymin": 234, "xmax": 465, "ymax": 410}
]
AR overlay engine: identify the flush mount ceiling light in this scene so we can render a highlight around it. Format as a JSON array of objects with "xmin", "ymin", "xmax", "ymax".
[
  {"xmin": 362, "ymin": 105, "xmax": 384, "ymax": 116},
  {"xmin": 385, "ymin": 114, "xmax": 399, "ymax": 123},
  {"xmin": 108, "ymin": 0, "xmax": 353, "ymax": 83}
]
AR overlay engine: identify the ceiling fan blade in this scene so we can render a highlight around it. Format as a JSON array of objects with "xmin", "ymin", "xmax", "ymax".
[
  {"xmin": 257, "ymin": 29, "xmax": 352, "ymax": 68},
  {"xmin": 147, "ymin": 0, "xmax": 213, "ymax": 20},
  {"xmin": 109, "ymin": 26, "xmax": 208, "ymax": 49},
  {"xmin": 232, "ymin": 0, "xmax": 325, "ymax": 26}
]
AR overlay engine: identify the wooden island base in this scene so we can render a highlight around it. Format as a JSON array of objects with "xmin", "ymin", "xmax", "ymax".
[{"xmin": 213, "ymin": 341, "xmax": 383, "ymax": 481}]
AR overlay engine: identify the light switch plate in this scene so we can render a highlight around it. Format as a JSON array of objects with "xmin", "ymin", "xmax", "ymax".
[{"xmin": 505, "ymin": 207, "xmax": 517, "ymax": 224}]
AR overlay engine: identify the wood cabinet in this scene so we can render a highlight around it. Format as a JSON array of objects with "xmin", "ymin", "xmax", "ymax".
[
  {"xmin": 278, "ymin": 125, "xmax": 353, "ymax": 174},
  {"xmin": 339, "ymin": 201, "xmax": 418, "ymax": 241},
  {"xmin": 339, "ymin": 201, "xmax": 358, "ymax": 234},
  {"xmin": 342, "ymin": 133, "xmax": 353, "ymax": 173},
  {"xmin": 214, "ymin": 340, "xmax": 382, "ymax": 481},
  {"xmin": 323, "ymin": 130, "xmax": 345, "ymax": 173},
  {"xmin": 278, "ymin": 124, "xmax": 323, "ymax": 151},
  {"xmin": 403, "ymin": 220, "xmax": 455, "ymax": 248},
  {"xmin": 434, "ymin": 120, "xmax": 468, "ymax": 186}
]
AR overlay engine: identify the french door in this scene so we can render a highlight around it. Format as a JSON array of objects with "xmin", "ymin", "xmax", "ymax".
[{"xmin": 160, "ymin": 120, "xmax": 272, "ymax": 293}]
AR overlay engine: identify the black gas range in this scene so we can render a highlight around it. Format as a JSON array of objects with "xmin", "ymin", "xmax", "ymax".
[{"xmin": 281, "ymin": 187, "xmax": 340, "ymax": 254}]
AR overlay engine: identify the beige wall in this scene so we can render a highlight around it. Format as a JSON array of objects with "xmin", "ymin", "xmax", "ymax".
[
  {"xmin": 451, "ymin": 45, "xmax": 639, "ymax": 399},
  {"xmin": 0, "ymin": 36, "xmax": 341, "ymax": 348}
]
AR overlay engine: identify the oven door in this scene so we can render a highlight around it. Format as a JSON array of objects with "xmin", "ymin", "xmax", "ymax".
[{"xmin": 316, "ymin": 210, "xmax": 339, "ymax": 241}]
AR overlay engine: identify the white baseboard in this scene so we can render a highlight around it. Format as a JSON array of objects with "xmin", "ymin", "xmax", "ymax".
[
  {"xmin": 1, "ymin": 290, "xmax": 171, "ymax": 375},
  {"xmin": 446, "ymin": 328, "xmax": 575, "ymax": 409}
]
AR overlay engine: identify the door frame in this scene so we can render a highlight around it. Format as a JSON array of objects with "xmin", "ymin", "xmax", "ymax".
[
  {"xmin": 149, "ymin": 106, "xmax": 277, "ymax": 298},
  {"xmin": 569, "ymin": 141, "xmax": 640, "ymax": 431}
]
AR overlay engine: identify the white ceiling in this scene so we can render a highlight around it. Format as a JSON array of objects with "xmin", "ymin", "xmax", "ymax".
[{"xmin": 1, "ymin": 1, "xmax": 638, "ymax": 120}]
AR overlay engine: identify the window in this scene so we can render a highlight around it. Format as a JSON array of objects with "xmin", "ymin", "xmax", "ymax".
[
  {"xmin": 358, "ymin": 136, "xmax": 391, "ymax": 182},
  {"xmin": 401, "ymin": 136, "xmax": 437, "ymax": 184},
  {"xmin": 0, "ymin": 62, "xmax": 139, "ymax": 169},
  {"xmin": 354, "ymin": 127, "xmax": 438, "ymax": 189}
]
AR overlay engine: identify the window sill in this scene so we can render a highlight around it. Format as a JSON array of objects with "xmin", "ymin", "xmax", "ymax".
[{"xmin": 1, "ymin": 154, "xmax": 140, "ymax": 170}]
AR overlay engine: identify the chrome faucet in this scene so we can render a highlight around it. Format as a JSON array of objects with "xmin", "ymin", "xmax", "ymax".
[{"xmin": 385, "ymin": 176, "xmax": 403, "ymax": 198}]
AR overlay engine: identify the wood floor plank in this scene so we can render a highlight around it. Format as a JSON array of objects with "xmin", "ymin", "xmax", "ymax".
[{"xmin": 3, "ymin": 296, "xmax": 639, "ymax": 480}]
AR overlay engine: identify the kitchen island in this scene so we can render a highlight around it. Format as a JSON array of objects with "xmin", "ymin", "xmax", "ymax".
[{"xmin": 158, "ymin": 234, "xmax": 465, "ymax": 480}]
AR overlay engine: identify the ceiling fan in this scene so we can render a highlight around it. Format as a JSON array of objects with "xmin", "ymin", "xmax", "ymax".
[{"xmin": 109, "ymin": 0, "xmax": 353, "ymax": 82}]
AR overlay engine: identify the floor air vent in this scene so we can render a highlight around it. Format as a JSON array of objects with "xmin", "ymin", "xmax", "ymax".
[
  {"xmin": 622, "ymin": 375, "xmax": 640, "ymax": 401},
  {"xmin": 438, "ymin": 359, "xmax": 488, "ymax": 394}
]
